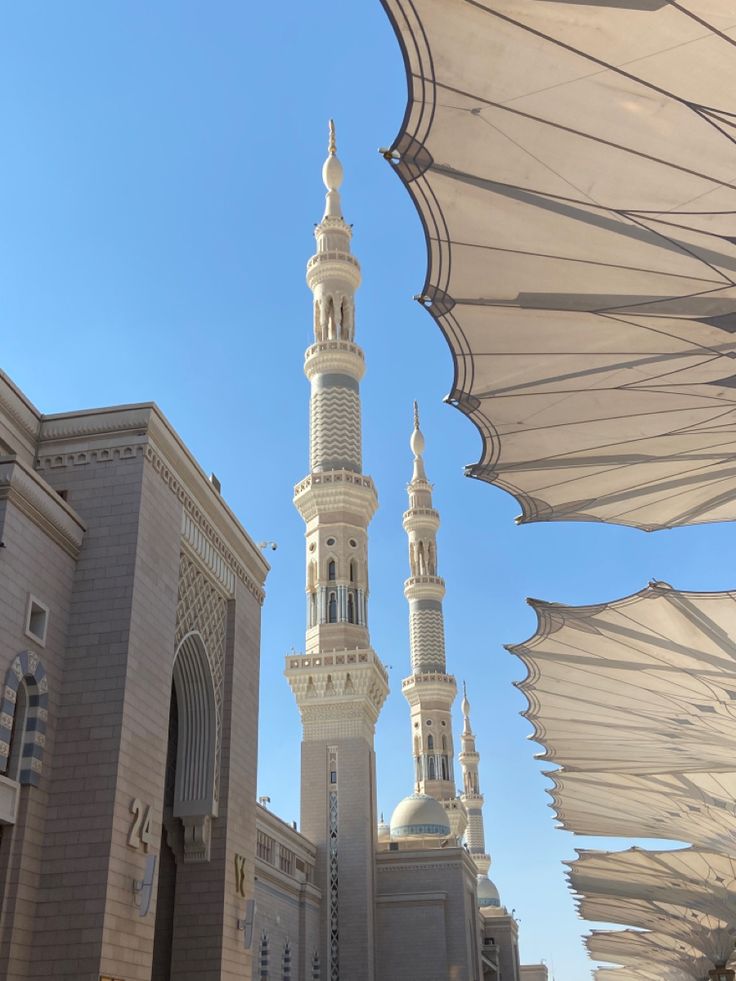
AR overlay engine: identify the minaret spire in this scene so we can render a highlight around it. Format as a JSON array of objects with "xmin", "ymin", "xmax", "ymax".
[
  {"xmin": 285, "ymin": 123, "xmax": 388, "ymax": 981},
  {"xmin": 401, "ymin": 408, "xmax": 466, "ymax": 837},
  {"xmin": 322, "ymin": 119, "xmax": 343, "ymax": 219}
]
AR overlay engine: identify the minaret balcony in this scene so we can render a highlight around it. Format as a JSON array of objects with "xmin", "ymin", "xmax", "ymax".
[
  {"xmin": 306, "ymin": 250, "xmax": 361, "ymax": 290},
  {"xmin": 304, "ymin": 339, "xmax": 365, "ymax": 381},
  {"xmin": 404, "ymin": 575, "xmax": 445, "ymax": 602},
  {"xmin": 284, "ymin": 648, "xmax": 390, "ymax": 741},
  {"xmin": 402, "ymin": 507, "xmax": 440, "ymax": 532},
  {"xmin": 294, "ymin": 470, "xmax": 378, "ymax": 522},
  {"xmin": 402, "ymin": 672, "xmax": 457, "ymax": 704}
]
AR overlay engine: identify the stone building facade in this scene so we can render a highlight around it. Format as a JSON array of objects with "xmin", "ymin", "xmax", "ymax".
[{"xmin": 0, "ymin": 371, "xmax": 268, "ymax": 980}]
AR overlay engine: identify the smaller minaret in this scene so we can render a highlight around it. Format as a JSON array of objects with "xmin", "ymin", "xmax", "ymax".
[
  {"xmin": 459, "ymin": 683, "xmax": 493, "ymax": 879},
  {"xmin": 400, "ymin": 406, "xmax": 467, "ymax": 839}
]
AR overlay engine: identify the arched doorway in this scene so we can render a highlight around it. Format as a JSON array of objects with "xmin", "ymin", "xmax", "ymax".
[{"xmin": 151, "ymin": 633, "xmax": 217, "ymax": 980}]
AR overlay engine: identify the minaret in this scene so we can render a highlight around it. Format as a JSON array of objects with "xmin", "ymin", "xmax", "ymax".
[
  {"xmin": 401, "ymin": 407, "xmax": 466, "ymax": 836},
  {"xmin": 285, "ymin": 122, "xmax": 389, "ymax": 981},
  {"xmin": 459, "ymin": 683, "xmax": 493, "ymax": 880}
]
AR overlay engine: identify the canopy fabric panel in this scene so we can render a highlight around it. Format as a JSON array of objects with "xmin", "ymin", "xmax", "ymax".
[
  {"xmin": 381, "ymin": 0, "xmax": 736, "ymax": 530},
  {"xmin": 549, "ymin": 769, "xmax": 736, "ymax": 852},
  {"xmin": 586, "ymin": 929, "xmax": 715, "ymax": 980},
  {"xmin": 578, "ymin": 894, "xmax": 736, "ymax": 966},
  {"xmin": 509, "ymin": 582, "xmax": 736, "ymax": 772},
  {"xmin": 569, "ymin": 847, "xmax": 736, "ymax": 925}
]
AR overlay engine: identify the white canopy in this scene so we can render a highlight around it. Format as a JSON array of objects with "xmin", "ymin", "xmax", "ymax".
[
  {"xmin": 549, "ymin": 769, "xmax": 736, "ymax": 853},
  {"xmin": 569, "ymin": 847, "xmax": 736, "ymax": 926},
  {"xmin": 586, "ymin": 929, "xmax": 715, "ymax": 981},
  {"xmin": 381, "ymin": 0, "xmax": 736, "ymax": 530},
  {"xmin": 579, "ymin": 893, "xmax": 736, "ymax": 967},
  {"xmin": 509, "ymin": 582, "xmax": 736, "ymax": 773}
]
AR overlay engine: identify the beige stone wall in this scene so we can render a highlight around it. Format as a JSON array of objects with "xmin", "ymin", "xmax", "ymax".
[
  {"xmin": 376, "ymin": 847, "xmax": 483, "ymax": 981},
  {"xmin": 253, "ymin": 807, "xmax": 321, "ymax": 980},
  {"xmin": 481, "ymin": 910, "xmax": 520, "ymax": 981},
  {"xmin": 301, "ymin": 737, "xmax": 377, "ymax": 981},
  {"xmin": 0, "ymin": 493, "xmax": 77, "ymax": 980}
]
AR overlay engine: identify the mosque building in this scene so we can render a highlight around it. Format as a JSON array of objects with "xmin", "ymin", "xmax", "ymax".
[{"xmin": 0, "ymin": 119, "xmax": 542, "ymax": 981}]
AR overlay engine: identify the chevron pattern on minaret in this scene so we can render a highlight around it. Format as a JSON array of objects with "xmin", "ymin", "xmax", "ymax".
[
  {"xmin": 310, "ymin": 386, "xmax": 362, "ymax": 473},
  {"xmin": 409, "ymin": 608, "xmax": 446, "ymax": 672}
]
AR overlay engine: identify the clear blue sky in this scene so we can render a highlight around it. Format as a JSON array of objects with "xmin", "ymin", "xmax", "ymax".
[{"xmin": 2, "ymin": 4, "xmax": 733, "ymax": 978}]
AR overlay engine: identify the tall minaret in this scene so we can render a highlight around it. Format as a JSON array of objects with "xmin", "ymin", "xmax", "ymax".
[
  {"xmin": 285, "ymin": 122, "xmax": 389, "ymax": 981},
  {"xmin": 401, "ymin": 407, "xmax": 466, "ymax": 835},
  {"xmin": 459, "ymin": 684, "xmax": 494, "ymax": 884}
]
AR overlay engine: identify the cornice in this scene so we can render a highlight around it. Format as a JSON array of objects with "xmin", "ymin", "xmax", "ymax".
[
  {"xmin": 0, "ymin": 373, "xmax": 41, "ymax": 463},
  {"xmin": 39, "ymin": 405, "xmax": 154, "ymax": 444},
  {"xmin": 0, "ymin": 457, "xmax": 85, "ymax": 558},
  {"xmin": 35, "ymin": 402, "xmax": 268, "ymax": 603},
  {"xmin": 146, "ymin": 444, "xmax": 265, "ymax": 606}
]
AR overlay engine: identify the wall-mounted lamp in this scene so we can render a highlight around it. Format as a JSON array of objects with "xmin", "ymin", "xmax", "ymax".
[
  {"xmin": 133, "ymin": 853, "xmax": 157, "ymax": 917},
  {"xmin": 237, "ymin": 898, "xmax": 257, "ymax": 950}
]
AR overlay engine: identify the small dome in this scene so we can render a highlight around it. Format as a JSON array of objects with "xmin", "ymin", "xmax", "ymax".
[
  {"xmin": 377, "ymin": 814, "xmax": 391, "ymax": 842},
  {"xmin": 477, "ymin": 874, "xmax": 501, "ymax": 908},
  {"xmin": 390, "ymin": 793, "xmax": 451, "ymax": 839}
]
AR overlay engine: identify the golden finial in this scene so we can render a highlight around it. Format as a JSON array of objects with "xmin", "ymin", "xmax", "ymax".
[{"xmin": 328, "ymin": 119, "xmax": 337, "ymax": 156}]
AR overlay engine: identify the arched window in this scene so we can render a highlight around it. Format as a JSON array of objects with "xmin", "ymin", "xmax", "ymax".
[
  {"xmin": 6, "ymin": 679, "xmax": 29, "ymax": 780},
  {"xmin": 260, "ymin": 932, "xmax": 269, "ymax": 980},
  {"xmin": 328, "ymin": 559, "xmax": 336, "ymax": 581},
  {"xmin": 417, "ymin": 542, "xmax": 426, "ymax": 575},
  {"xmin": 1, "ymin": 652, "xmax": 49, "ymax": 787},
  {"xmin": 349, "ymin": 560, "xmax": 355, "ymax": 583},
  {"xmin": 328, "ymin": 592, "xmax": 337, "ymax": 623},
  {"xmin": 428, "ymin": 542, "xmax": 436, "ymax": 575},
  {"xmin": 347, "ymin": 593, "xmax": 355, "ymax": 624},
  {"xmin": 427, "ymin": 734, "xmax": 434, "ymax": 752},
  {"xmin": 282, "ymin": 940, "xmax": 291, "ymax": 980},
  {"xmin": 428, "ymin": 756, "xmax": 436, "ymax": 780},
  {"xmin": 441, "ymin": 756, "xmax": 449, "ymax": 781}
]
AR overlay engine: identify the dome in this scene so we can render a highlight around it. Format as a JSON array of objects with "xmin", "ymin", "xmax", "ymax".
[
  {"xmin": 377, "ymin": 814, "xmax": 391, "ymax": 842},
  {"xmin": 390, "ymin": 793, "xmax": 451, "ymax": 839},
  {"xmin": 477, "ymin": 874, "xmax": 501, "ymax": 908}
]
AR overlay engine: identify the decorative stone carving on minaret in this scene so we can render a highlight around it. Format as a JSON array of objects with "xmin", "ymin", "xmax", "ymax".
[
  {"xmin": 401, "ymin": 407, "xmax": 467, "ymax": 838},
  {"xmin": 285, "ymin": 122, "xmax": 388, "ymax": 981},
  {"xmin": 459, "ymin": 683, "xmax": 492, "ymax": 875}
]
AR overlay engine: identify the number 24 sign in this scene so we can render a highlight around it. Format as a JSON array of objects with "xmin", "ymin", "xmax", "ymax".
[{"xmin": 128, "ymin": 798, "xmax": 156, "ymax": 852}]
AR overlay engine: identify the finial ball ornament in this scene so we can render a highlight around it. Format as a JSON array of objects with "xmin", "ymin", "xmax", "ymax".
[
  {"xmin": 322, "ymin": 119, "xmax": 344, "ymax": 192},
  {"xmin": 410, "ymin": 401, "xmax": 425, "ymax": 457},
  {"xmin": 410, "ymin": 427, "xmax": 425, "ymax": 458}
]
